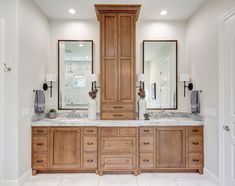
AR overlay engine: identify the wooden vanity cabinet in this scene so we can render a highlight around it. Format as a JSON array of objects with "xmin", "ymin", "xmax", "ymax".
[
  {"xmin": 32, "ymin": 127, "xmax": 98, "ymax": 175},
  {"xmin": 95, "ymin": 5, "xmax": 141, "ymax": 120},
  {"xmin": 139, "ymin": 126, "xmax": 204, "ymax": 174}
]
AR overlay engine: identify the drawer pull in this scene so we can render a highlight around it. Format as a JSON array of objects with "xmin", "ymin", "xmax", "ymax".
[
  {"xmin": 143, "ymin": 142, "xmax": 150, "ymax": 145},
  {"xmin": 87, "ymin": 130, "xmax": 94, "ymax": 133},
  {"xmin": 192, "ymin": 142, "xmax": 199, "ymax": 145},
  {"xmin": 113, "ymin": 114, "xmax": 123, "ymax": 117},
  {"xmin": 113, "ymin": 106, "xmax": 123, "ymax": 109},
  {"xmin": 87, "ymin": 142, "xmax": 94, "ymax": 145},
  {"xmin": 36, "ymin": 143, "xmax": 44, "ymax": 146},
  {"xmin": 192, "ymin": 159, "xmax": 199, "ymax": 162},
  {"xmin": 37, "ymin": 130, "xmax": 44, "ymax": 133},
  {"xmin": 36, "ymin": 160, "xmax": 44, "ymax": 163},
  {"xmin": 143, "ymin": 159, "xmax": 150, "ymax": 162},
  {"xmin": 143, "ymin": 130, "xmax": 150, "ymax": 132},
  {"xmin": 192, "ymin": 129, "xmax": 199, "ymax": 132},
  {"xmin": 87, "ymin": 159, "xmax": 94, "ymax": 163}
]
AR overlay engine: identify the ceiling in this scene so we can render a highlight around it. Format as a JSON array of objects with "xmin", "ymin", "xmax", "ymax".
[{"xmin": 33, "ymin": 0, "xmax": 205, "ymax": 20}]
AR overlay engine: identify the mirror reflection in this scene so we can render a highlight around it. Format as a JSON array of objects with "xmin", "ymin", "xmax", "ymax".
[
  {"xmin": 58, "ymin": 40, "xmax": 93, "ymax": 110},
  {"xmin": 143, "ymin": 40, "xmax": 177, "ymax": 109}
]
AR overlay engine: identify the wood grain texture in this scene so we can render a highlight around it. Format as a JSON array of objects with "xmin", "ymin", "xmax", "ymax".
[{"xmin": 98, "ymin": 5, "xmax": 137, "ymax": 120}]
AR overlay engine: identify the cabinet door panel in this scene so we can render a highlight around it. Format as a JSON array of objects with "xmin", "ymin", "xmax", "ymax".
[
  {"xmin": 118, "ymin": 14, "xmax": 135, "ymax": 103},
  {"xmin": 101, "ymin": 13, "xmax": 118, "ymax": 103},
  {"xmin": 103, "ymin": 60, "xmax": 118, "ymax": 101},
  {"xmin": 156, "ymin": 127, "xmax": 186, "ymax": 168},
  {"xmin": 50, "ymin": 128, "xmax": 81, "ymax": 169}
]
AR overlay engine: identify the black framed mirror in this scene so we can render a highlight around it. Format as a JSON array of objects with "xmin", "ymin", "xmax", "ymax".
[
  {"xmin": 58, "ymin": 40, "xmax": 93, "ymax": 110},
  {"xmin": 143, "ymin": 40, "xmax": 178, "ymax": 110}
]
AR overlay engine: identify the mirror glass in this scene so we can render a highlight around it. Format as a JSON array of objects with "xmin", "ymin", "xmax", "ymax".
[
  {"xmin": 143, "ymin": 40, "xmax": 177, "ymax": 109},
  {"xmin": 58, "ymin": 40, "xmax": 93, "ymax": 110}
]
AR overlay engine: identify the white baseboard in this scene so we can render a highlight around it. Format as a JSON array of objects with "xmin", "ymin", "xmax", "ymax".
[
  {"xmin": 204, "ymin": 168, "xmax": 220, "ymax": 186},
  {"xmin": 2, "ymin": 169, "xmax": 31, "ymax": 186}
]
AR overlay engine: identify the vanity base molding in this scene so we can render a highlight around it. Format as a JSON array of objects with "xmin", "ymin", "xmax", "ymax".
[{"xmin": 31, "ymin": 126, "xmax": 203, "ymax": 176}]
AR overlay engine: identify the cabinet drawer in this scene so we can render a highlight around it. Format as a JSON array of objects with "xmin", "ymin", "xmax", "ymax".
[
  {"xmin": 32, "ymin": 154, "xmax": 48, "ymax": 169},
  {"xmin": 32, "ymin": 136, "xmax": 48, "ymax": 152},
  {"xmin": 83, "ymin": 153, "xmax": 97, "ymax": 169},
  {"xmin": 32, "ymin": 127, "xmax": 48, "ymax": 135},
  {"xmin": 100, "ymin": 154, "xmax": 135, "ymax": 170},
  {"xmin": 189, "ymin": 137, "xmax": 203, "ymax": 152},
  {"xmin": 140, "ymin": 137, "xmax": 154, "ymax": 151},
  {"xmin": 188, "ymin": 153, "xmax": 203, "ymax": 168},
  {"xmin": 101, "ymin": 137, "xmax": 136, "ymax": 153},
  {"xmin": 101, "ymin": 128, "xmax": 118, "ymax": 137},
  {"xmin": 140, "ymin": 153, "xmax": 154, "ymax": 168},
  {"xmin": 83, "ymin": 127, "xmax": 97, "ymax": 136},
  {"xmin": 140, "ymin": 127, "xmax": 154, "ymax": 136},
  {"xmin": 119, "ymin": 128, "xmax": 136, "ymax": 136},
  {"xmin": 83, "ymin": 137, "xmax": 97, "ymax": 152},
  {"xmin": 102, "ymin": 104, "xmax": 134, "ymax": 111},
  {"xmin": 102, "ymin": 112, "xmax": 135, "ymax": 120},
  {"xmin": 188, "ymin": 127, "xmax": 203, "ymax": 136}
]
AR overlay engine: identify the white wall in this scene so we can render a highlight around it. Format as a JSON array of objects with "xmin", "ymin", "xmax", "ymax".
[
  {"xmin": 186, "ymin": 0, "xmax": 235, "ymax": 178},
  {"xmin": 49, "ymin": 20, "xmax": 188, "ymax": 112},
  {"xmin": 0, "ymin": 0, "xmax": 50, "ymax": 183},
  {"xmin": 0, "ymin": 0, "xmax": 20, "ymax": 181},
  {"xmin": 18, "ymin": 0, "xmax": 50, "ymax": 177}
]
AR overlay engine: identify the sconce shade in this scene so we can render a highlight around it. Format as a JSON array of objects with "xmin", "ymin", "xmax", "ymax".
[
  {"xmin": 180, "ymin": 73, "xmax": 190, "ymax": 82},
  {"xmin": 46, "ymin": 73, "xmax": 56, "ymax": 82},
  {"xmin": 137, "ymin": 74, "xmax": 145, "ymax": 82},
  {"xmin": 89, "ymin": 74, "xmax": 99, "ymax": 82}
]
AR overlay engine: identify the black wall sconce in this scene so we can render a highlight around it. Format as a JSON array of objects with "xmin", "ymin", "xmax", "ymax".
[
  {"xmin": 43, "ymin": 74, "xmax": 56, "ymax": 97},
  {"xmin": 180, "ymin": 73, "xmax": 193, "ymax": 97},
  {"xmin": 89, "ymin": 74, "xmax": 99, "ymax": 99}
]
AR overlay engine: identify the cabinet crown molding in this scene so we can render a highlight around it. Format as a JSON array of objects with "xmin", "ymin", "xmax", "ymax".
[{"xmin": 95, "ymin": 4, "xmax": 141, "ymax": 21}]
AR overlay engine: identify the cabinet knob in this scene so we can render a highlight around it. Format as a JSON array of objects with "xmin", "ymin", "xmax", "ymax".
[
  {"xmin": 192, "ymin": 159, "xmax": 199, "ymax": 162},
  {"xmin": 143, "ymin": 142, "xmax": 150, "ymax": 145},
  {"xmin": 87, "ymin": 142, "xmax": 94, "ymax": 145},
  {"xmin": 36, "ymin": 160, "xmax": 44, "ymax": 163},
  {"xmin": 37, "ymin": 130, "xmax": 44, "ymax": 133},
  {"xmin": 36, "ymin": 143, "xmax": 44, "ymax": 146},
  {"xmin": 192, "ymin": 142, "xmax": 199, "ymax": 145},
  {"xmin": 192, "ymin": 129, "xmax": 199, "ymax": 132},
  {"xmin": 87, "ymin": 130, "xmax": 94, "ymax": 133},
  {"xmin": 87, "ymin": 159, "xmax": 94, "ymax": 163}
]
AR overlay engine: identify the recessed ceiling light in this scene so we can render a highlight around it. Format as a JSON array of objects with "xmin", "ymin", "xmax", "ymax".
[
  {"xmin": 160, "ymin": 10, "xmax": 168, "ymax": 16},
  {"xmin": 68, "ymin": 8, "xmax": 76, "ymax": 15}
]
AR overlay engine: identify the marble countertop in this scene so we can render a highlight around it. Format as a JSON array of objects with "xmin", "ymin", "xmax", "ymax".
[{"xmin": 31, "ymin": 116, "xmax": 204, "ymax": 127}]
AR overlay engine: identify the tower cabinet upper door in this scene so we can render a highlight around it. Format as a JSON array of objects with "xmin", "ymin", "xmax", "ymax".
[
  {"xmin": 118, "ymin": 13, "xmax": 135, "ymax": 103},
  {"xmin": 100, "ymin": 13, "xmax": 118, "ymax": 103}
]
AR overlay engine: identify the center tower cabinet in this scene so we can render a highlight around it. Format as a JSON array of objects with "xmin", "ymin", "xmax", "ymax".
[{"xmin": 95, "ymin": 4, "xmax": 141, "ymax": 120}]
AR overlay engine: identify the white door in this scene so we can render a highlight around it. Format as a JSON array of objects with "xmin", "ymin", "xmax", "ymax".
[
  {"xmin": 0, "ymin": 18, "xmax": 5, "ymax": 186},
  {"xmin": 221, "ymin": 11, "xmax": 235, "ymax": 186}
]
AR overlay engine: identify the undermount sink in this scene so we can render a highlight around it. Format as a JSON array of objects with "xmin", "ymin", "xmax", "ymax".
[{"xmin": 147, "ymin": 118, "xmax": 175, "ymax": 123}]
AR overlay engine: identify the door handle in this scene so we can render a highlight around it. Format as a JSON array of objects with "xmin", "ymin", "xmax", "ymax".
[{"xmin": 223, "ymin": 125, "xmax": 230, "ymax": 132}]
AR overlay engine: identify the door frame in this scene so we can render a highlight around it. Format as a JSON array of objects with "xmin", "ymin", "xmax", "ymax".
[
  {"xmin": 218, "ymin": 7, "xmax": 235, "ymax": 186},
  {"xmin": 0, "ymin": 18, "xmax": 5, "ymax": 185}
]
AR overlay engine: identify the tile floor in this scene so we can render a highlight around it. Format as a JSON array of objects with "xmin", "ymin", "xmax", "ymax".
[{"xmin": 23, "ymin": 173, "xmax": 215, "ymax": 186}]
